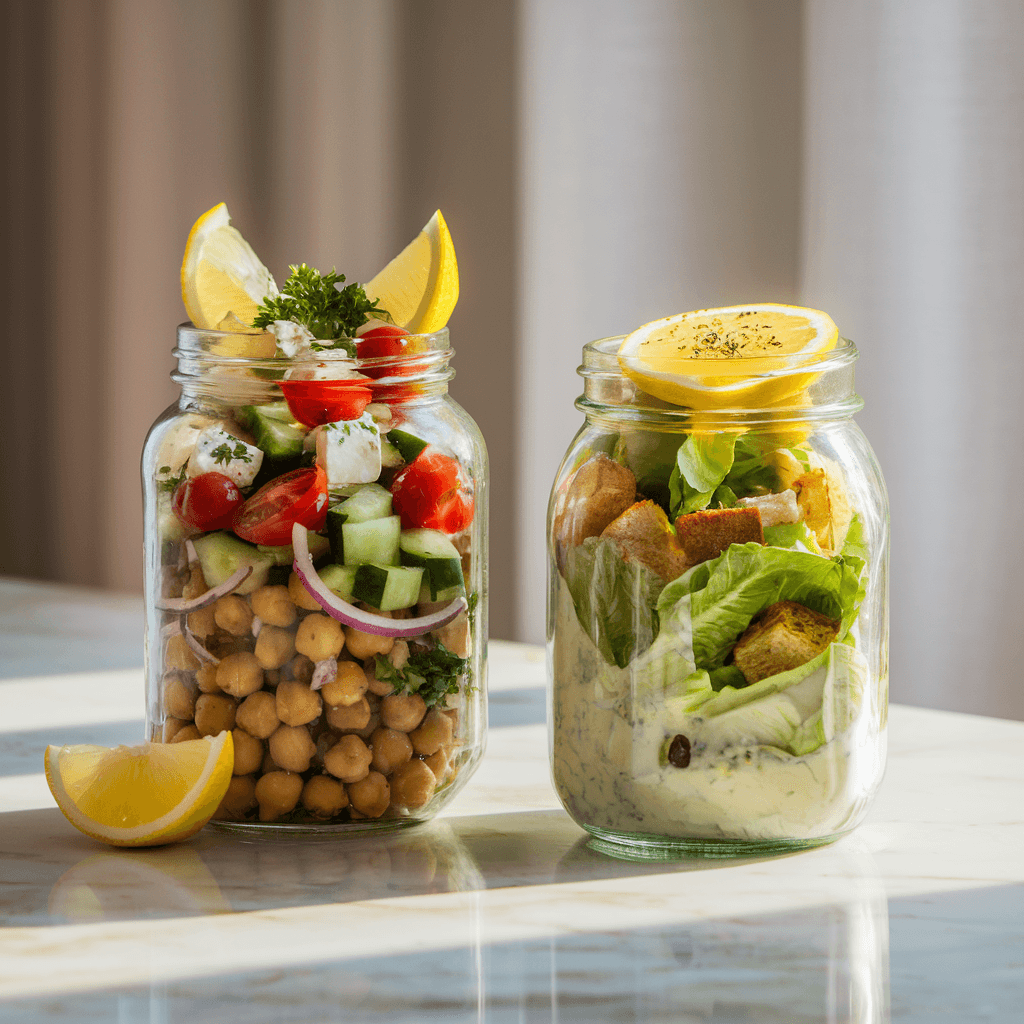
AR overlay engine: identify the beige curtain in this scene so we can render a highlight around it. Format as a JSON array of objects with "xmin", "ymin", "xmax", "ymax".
[{"xmin": 4, "ymin": 0, "xmax": 1024, "ymax": 719}]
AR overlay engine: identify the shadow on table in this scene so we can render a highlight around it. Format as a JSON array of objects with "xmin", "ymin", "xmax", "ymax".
[{"xmin": 0, "ymin": 805, "xmax": 802, "ymax": 927}]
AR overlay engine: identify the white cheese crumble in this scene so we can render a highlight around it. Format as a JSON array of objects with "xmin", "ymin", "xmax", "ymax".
[
  {"xmin": 188, "ymin": 426, "xmax": 263, "ymax": 487},
  {"xmin": 315, "ymin": 413, "xmax": 381, "ymax": 488},
  {"xmin": 268, "ymin": 320, "xmax": 315, "ymax": 358},
  {"xmin": 735, "ymin": 489, "xmax": 800, "ymax": 527}
]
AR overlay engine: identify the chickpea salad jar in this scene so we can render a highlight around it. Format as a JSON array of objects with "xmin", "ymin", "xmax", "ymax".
[
  {"xmin": 142, "ymin": 205, "xmax": 486, "ymax": 832},
  {"xmin": 548, "ymin": 305, "xmax": 888, "ymax": 856}
]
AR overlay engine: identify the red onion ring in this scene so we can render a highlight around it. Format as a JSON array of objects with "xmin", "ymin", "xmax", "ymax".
[
  {"xmin": 311, "ymin": 657, "xmax": 337, "ymax": 691},
  {"xmin": 180, "ymin": 613, "xmax": 219, "ymax": 664},
  {"xmin": 156, "ymin": 565, "xmax": 252, "ymax": 613},
  {"xmin": 291, "ymin": 521, "xmax": 466, "ymax": 638}
]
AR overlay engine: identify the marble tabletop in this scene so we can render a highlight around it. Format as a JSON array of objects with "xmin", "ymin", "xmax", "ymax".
[{"xmin": 1, "ymin": 582, "xmax": 1022, "ymax": 1022}]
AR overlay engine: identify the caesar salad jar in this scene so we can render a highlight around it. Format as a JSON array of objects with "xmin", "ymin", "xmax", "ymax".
[
  {"xmin": 548, "ymin": 308, "xmax": 888, "ymax": 856},
  {"xmin": 143, "ymin": 324, "xmax": 487, "ymax": 833}
]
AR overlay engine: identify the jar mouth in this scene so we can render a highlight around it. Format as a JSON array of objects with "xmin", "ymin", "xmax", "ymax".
[{"xmin": 578, "ymin": 334, "xmax": 862, "ymax": 425}]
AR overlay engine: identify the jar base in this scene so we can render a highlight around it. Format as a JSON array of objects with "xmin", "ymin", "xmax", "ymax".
[
  {"xmin": 582, "ymin": 823, "xmax": 847, "ymax": 862},
  {"xmin": 207, "ymin": 816, "xmax": 427, "ymax": 839}
]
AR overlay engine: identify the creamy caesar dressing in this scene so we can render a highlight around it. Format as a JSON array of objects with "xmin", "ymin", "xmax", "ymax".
[{"xmin": 551, "ymin": 579, "xmax": 879, "ymax": 842}]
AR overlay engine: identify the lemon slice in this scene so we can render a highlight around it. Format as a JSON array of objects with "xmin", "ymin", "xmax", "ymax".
[
  {"xmin": 45, "ymin": 733, "xmax": 234, "ymax": 848},
  {"xmin": 364, "ymin": 210, "xmax": 459, "ymax": 333},
  {"xmin": 181, "ymin": 202, "xmax": 278, "ymax": 331},
  {"xmin": 618, "ymin": 303, "xmax": 839, "ymax": 410}
]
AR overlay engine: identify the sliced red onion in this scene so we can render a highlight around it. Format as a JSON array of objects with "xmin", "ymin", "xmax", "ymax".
[
  {"xmin": 179, "ymin": 614, "xmax": 219, "ymax": 664},
  {"xmin": 291, "ymin": 521, "xmax": 467, "ymax": 638},
  {"xmin": 185, "ymin": 538, "xmax": 200, "ymax": 565},
  {"xmin": 156, "ymin": 565, "xmax": 252, "ymax": 612},
  {"xmin": 311, "ymin": 657, "xmax": 337, "ymax": 691},
  {"xmin": 251, "ymin": 615, "xmax": 263, "ymax": 639},
  {"xmin": 161, "ymin": 619, "xmax": 183, "ymax": 640}
]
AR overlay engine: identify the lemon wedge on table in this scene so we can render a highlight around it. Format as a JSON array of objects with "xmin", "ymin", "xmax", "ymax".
[
  {"xmin": 45, "ymin": 733, "xmax": 234, "ymax": 848},
  {"xmin": 618, "ymin": 303, "xmax": 839, "ymax": 410},
  {"xmin": 364, "ymin": 209, "xmax": 459, "ymax": 334}
]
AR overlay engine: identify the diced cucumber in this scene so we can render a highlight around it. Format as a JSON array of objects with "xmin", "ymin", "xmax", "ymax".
[
  {"xmin": 237, "ymin": 403, "xmax": 307, "ymax": 459},
  {"xmin": 399, "ymin": 528, "xmax": 466, "ymax": 600},
  {"xmin": 319, "ymin": 563, "xmax": 358, "ymax": 603},
  {"xmin": 257, "ymin": 531, "xmax": 330, "ymax": 565},
  {"xmin": 351, "ymin": 563, "xmax": 424, "ymax": 611},
  {"xmin": 333, "ymin": 484, "xmax": 393, "ymax": 524},
  {"xmin": 192, "ymin": 532, "xmax": 275, "ymax": 595},
  {"xmin": 380, "ymin": 437, "xmax": 404, "ymax": 468},
  {"xmin": 388, "ymin": 429, "xmax": 429, "ymax": 463},
  {"xmin": 417, "ymin": 578, "xmax": 465, "ymax": 608},
  {"xmin": 338, "ymin": 515, "xmax": 401, "ymax": 567}
]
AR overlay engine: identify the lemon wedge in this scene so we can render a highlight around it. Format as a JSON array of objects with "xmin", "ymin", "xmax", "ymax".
[
  {"xmin": 45, "ymin": 733, "xmax": 234, "ymax": 848},
  {"xmin": 181, "ymin": 202, "xmax": 277, "ymax": 331},
  {"xmin": 364, "ymin": 210, "xmax": 459, "ymax": 334},
  {"xmin": 618, "ymin": 303, "xmax": 839, "ymax": 410}
]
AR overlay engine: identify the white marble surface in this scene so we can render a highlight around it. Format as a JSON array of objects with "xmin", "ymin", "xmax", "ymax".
[{"xmin": 1, "ymin": 587, "xmax": 1023, "ymax": 1022}]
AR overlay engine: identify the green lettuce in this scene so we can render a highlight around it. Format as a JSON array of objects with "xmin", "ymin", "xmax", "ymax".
[
  {"xmin": 763, "ymin": 520, "xmax": 823, "ymax": 554},
  {"xmin": 657, "ymin": 542, "xmax": 865, "ymax": 671},
  {"xmin": 564, "ymin": 537, "xmax": 664, "ymax": 668},
  {"xmin": 668, "ymin": 433, "xmax": 738, "ymax": 516}
]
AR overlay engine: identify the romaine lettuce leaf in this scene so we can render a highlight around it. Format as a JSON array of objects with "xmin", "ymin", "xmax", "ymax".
[
  {"xmin": 723, "ymin": 436, "xmax": 782, "ymax": 497},
  {"xmin": 564, "ymin": 536, "xmax": 664, "ymax": 668},
  {"xmin": 668, "ymin": 433, "xmax": 738, "ymax": 516},
  {"xmin": 763, "ymin": 520, "xmax": 824, "ymax": 554},
  {"xmin": 695, "ymin": 693, "xmax": 803, "ymax": 750}
]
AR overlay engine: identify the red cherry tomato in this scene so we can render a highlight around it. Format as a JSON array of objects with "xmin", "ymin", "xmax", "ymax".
[
  {"xmin": 357, "ymin": 325, "xmax": 413, "ymax": 380},
  {"xmin": 279, "ymin": 379, "xmax": 372, "ymax": 428},
  {"xmin": 172, "ymin": 472, "xmax": 243, "ymax": 531},
  {"xmin": 233, "ymin": 466, "xmax": 329, "ymax": 545},
  {"xmin": 391, "ymin": 450, "xmax": 474, "ymax": 533}
]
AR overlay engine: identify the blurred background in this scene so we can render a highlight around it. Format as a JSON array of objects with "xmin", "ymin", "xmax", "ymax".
[{"xmin": 2, "ymin": 0, "xmax": 1022, "ymax": 719}]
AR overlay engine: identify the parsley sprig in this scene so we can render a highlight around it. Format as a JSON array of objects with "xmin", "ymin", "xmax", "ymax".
[
  {"xmin": 374, "ymin": 640, "xmax": 468, "ymax": 708},
  {"xmin": 252, "ymin": 264, "xmax": 388, "ymax": 356},
  {"xmin": 210, "ymin": 441, "xmax": 252, "ymax": 466},
  {"xmin": 157, "ymin": 464, "xmax": 188, "ymax": 494}
]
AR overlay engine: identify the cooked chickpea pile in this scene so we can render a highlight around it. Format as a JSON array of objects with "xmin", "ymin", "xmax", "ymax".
[{"xmin": 159, "ymin": 572, "xmax": 470, "ymax": 824}]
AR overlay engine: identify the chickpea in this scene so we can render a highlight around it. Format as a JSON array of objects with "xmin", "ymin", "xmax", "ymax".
[
  {"xmin": 263, "ymin": 668, "xmax": 281, "ymax": 688},
  {"xmin": 162, "ymin": 717, "xmax": 188, "ymax": 743},
  {"xmin": 195, "ymin": 663, "xmax": 221, "ymax": 694},
  {"xmin": 165, "ymin": 633, "xmax": 201, "ymax": 672},
  {"xmin": 389, "ymin": 640, "xmax": 410, "ymax": 671},
  {"xmin": 213, "ymin": 595, "xmax": 253, "ymax": 636},
  {"xmin": 255, "ymin": 625, "xmax": 296, "ymax": 670},
  {"xmin": 250, "ymin": 585, "xmax": 298, "ymax": 628},
  {"xmin": 169, "ymin": 724, "xmax": 202, "ymax": 743},
  {"xmin": 268, "ymin": 725, "xmax": 317, "ymax": 772},
  {"xmin": 323, "ymin": 734, "xmax": 373, "ymax": 783},
  {"xmin": 301, "ymin": 775, "xmax": 349, "ymax": 817},
  {"xmin": 380, "ymin": 693, "xmax": 426, "ymax": 733},
  {"xmin": 216, "ymin": 652, "xmax": 263, "ymax": 698},
  {"xmin": 423, "ymin": 748, "xmax": 449, "ymax": 780},
  {"xmin": 433, "ymin": 611, "xmax": 471, "ymax": 658},
  {"xmin": 163, "ymin": 673, "xmax": 196, "ymax": 721},
  {"xmin": 353, "ymin": 712, "xmax": 381, "ymax": 741},
  {"xmin": 262, "ymin": 749, "xmax": 281, "ymax": 774},
  {"xmin": 235, "ymin": 690, "xmax": 279, "ymax": 739},
  {"xmin": 232, "ymin": 728, "xmax": 264, "ymax": 775},
  {"xmin": 181, "ymin": 562, "xmax": 207, "ymax": 600},
  {"xmin": 320, "ymin": 661, "xmax": 368, "ymax": 707},
  {"xmin": 276, "ymin": 680, "xmax": 322, "ymax": 727},
  {"xmin": 284, "ymin": 654, "xmax": 314, "ymax": 685},
  {"xmin": 410, "ymin": 709, "xmax": 454, "ymax": 756},
  {"xmin": 364, "ymin": 660, "xmax": 394, "ymax": 697},
  {"xmin": 347, "ymin": 771, "xmax": 390, "ymax": 818},
  {"xmin": 288, "ymin": 570, "xmax": 323, "ymax": 611},
  {"xmin": 369, "ymin": 727, "xmax": 413, "ymax": 775},
  {"xmin": 194, "ymin": 693, "xmax": 237, "ymax": 736},
  {"xmin": 214, "ymin": 774, "xmax": 257, "ymax": 820},
  {"xmin": 325, "ymin": 696, "xmax": 370, "ymax": 732},
  {"xmin": 255, "ymin": 770, "xmax": 303, "ymax": 822},
  {"xmin": 188, "ymin": 603, "xmax": 217, "ymax": 639},
  {"xmin": 295, "ymin": 613, "xmax": 344, "ymax": 662},
  {"xmin": 390, "ymin": 758, "xmax": 437, "ymax": 809},
  {"xmin": 343, "ymin": 625, "xmax": 393, "ymax": 661}
]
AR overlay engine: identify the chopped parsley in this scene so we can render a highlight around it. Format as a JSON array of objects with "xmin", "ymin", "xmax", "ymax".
[
  {"xmin": 157, "ymin": 464, "xmax": 187, "ymax": 494},
  {"xmin": 252, "ymin": 263, "xmax": 388, "ymax": 355},
  {"xmin": 373, "ymin": 640, "xmax": 468, "ymax": 708},
  {"xmin": 210, "ymin": 441, "xmax": 252, "ymax": 465}
]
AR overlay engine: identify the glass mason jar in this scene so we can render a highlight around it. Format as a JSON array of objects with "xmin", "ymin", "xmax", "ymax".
[
  {"xmin": 143, "ymin": 324, "xmax": 487, "ymax": 833},
  {"xmin": 548, "ymin": 333, "xmax": 888, "ymax": 857}
]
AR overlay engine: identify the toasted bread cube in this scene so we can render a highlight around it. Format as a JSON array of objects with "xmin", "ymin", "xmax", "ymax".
[
  {"xmin": 735, "ymin": 490, "xmax": 799, "ymax": 528},
  {"xmin": 791, "ymin": 463, "xmax": 853, "ymax": 555},
  {"xmin": 601, "ymin": 500, "xmax": 690, "ymax": 581},
  {"xmin": 674, "ymin": 506, "xmax": 764, "ymax": 567},
  {"xmin": 732, "ymin": 600, "xmax": 840, "ymax": 684},
  {"xmin": 554, "ymin": 454, "xmax": 636, "ymax": 559}
]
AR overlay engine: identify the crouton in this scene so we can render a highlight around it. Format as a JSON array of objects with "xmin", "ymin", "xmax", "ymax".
[
  {"xmin": 735, "ymin": 489, "xmax": 800, "ymax": 528},
  {"xmin": 673, "ymin": 506, "xmax": 764, "ymax": 567},
  {"xmin": 775, "ymin": 453, "xmax": 853, "ymax": 555},
  {"xmin": 601, "ymin": 500, "xmax": 690, "ymax": 581},
  {"xmin": 554, "ymin": 454, "xmax": 637, "ymax": 564},
  {"xmin": 732, "ymin": 600, "xmax": 839, "ymax": 684}
]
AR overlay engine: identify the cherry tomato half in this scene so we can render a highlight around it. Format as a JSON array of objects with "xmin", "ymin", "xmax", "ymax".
[
  {"xmin": 391, "ymin": 450, "xmax": 474, "ymax": 534},
  {"xmin": 357, "ymin": 325, "xmax": 413, "ymax": 380},
  {"xmin": 279, "ymin": 379, "xmax": 373, "ymax": 428},
  {"xmin": 172, "ymin": 472, "xmax": 243, "ymax": 531},
  {"xmin": 233, "ymin": 466, "xmax": 328, "ymax": 545}
]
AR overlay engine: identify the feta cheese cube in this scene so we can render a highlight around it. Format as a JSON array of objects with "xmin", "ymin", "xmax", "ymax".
[
  {"xmin": 268, "ymin": 320, "xmax": 315, "ymax": 358},
  {"xmin": 188, "ymin": 426, "xmax": 264, "ymax": 487},
  {"xmin": 316, "ymin": 413, "xmax": 381, "ymax": 488}
]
